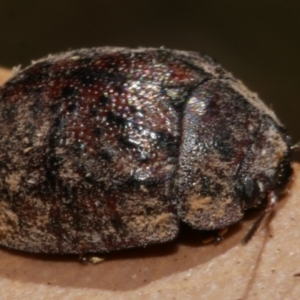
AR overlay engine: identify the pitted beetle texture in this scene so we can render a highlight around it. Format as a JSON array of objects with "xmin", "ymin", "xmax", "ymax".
[{"xmin": 0, "ymin": 48, "xmax": 292, "ymax": 254}]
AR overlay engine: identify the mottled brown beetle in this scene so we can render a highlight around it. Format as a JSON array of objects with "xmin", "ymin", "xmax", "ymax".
[{"xmin": 0, "ymin": 47, "xmax": 292, "ymax": 254}]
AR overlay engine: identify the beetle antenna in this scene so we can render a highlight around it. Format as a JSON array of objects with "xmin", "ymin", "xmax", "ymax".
[
  {"xmin": 291, "ymin": 142, "xmax": 300, "ymax": 152},
  {"xmin": 241, "ymin": 191, "xmax": 277, "ymax": 245}
]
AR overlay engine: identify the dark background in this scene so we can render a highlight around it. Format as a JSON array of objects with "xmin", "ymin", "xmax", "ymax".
[{"xmin": 0, "ymin": 0, "xmax": 299, "ymax": 157}]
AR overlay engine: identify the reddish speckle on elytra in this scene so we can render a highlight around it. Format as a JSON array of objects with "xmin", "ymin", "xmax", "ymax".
[{"xmin": 0, "ymin": 47, "xmax": 292, "ymax": 254}]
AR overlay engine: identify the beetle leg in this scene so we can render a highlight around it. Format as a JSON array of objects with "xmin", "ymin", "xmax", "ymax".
[
  {"xmin": 201, "ymin": 228, "xmax": 228, "ymax": 244},
  {"xmin": 291, "ymin": 142, "xmax": 300, "ymax": 152},
  {"xmin": 241, "ymin": 191, "xmax": 277, "ymax": 245}
]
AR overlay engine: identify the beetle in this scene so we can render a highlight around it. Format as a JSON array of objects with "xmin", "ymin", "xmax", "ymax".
[{"xmin": 0, "ymin": 47, "xmax": 292, "ymax": 254}]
